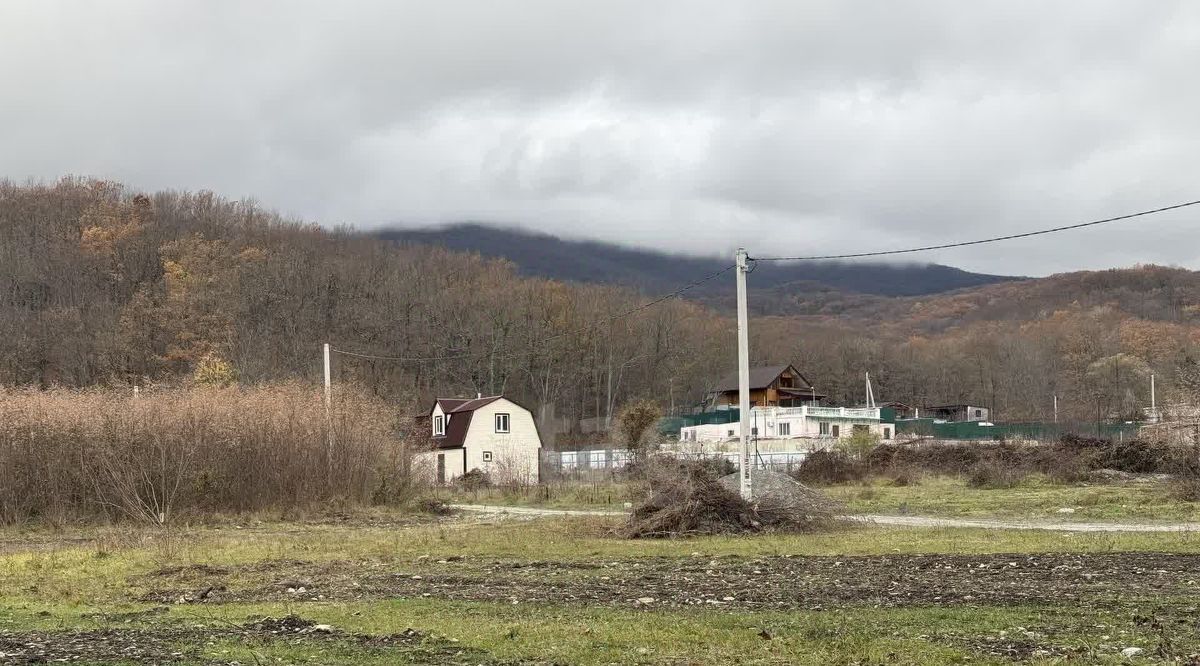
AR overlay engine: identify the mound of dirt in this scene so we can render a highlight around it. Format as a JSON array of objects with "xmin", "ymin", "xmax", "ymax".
[{"xmin": 622, "ymin": 459, "xmax": 839, "ymax": 538}]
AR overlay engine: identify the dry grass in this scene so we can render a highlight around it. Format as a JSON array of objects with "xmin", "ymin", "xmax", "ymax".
[{"xmin": 0, "ymin": 383, "xmax": 415, "ymax": 525}]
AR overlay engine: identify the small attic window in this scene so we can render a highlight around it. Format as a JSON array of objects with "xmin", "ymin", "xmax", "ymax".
[
  {"xmin": 433, "ymin": 415, "xmax": 444, "ymax": 436},
  {"xmin": 495, "ymin": 413, "xmax": 510, "ymax": 433}
]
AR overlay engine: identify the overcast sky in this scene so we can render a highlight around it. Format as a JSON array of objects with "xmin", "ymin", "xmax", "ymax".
[{"xmin": 2, "ymin": 1, "xmax": 1198, "ymax": 276}]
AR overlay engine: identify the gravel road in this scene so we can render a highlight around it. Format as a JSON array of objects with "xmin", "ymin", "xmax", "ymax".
[{"xmin": 450, "ymin": 503, "xmax": 1200, "ymax": 533}]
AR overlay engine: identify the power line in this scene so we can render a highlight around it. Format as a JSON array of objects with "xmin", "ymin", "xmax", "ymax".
[
  {"xmin": 751, "ymin": 198, "xmax": 1200, "ymax": 262},
  {"xmin": 330, "ymin": 263, "xmax": 736, "ymax": 364}
]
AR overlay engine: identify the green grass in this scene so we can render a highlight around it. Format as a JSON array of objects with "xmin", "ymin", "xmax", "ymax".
[
  {"xmin": 4, "ymin": 516, "xmax": 1200, "ymax": 608},
  {"xmin": 827, "ymin": 474, "xmax": 1200, "ymax": 521},
  {"xmin": 4, "ymin": 516, "xmax": 1200, "ymax": 664},
  {"xmin": 430, "ymin": 478, "xmax": 639, "ymax": 510},
  {"xmin": 1, "ymin": 597, "xmax": 1181, "ymax": 665},
  {"xmin": 431, "ymin": 474, "xmax": 1200, "ymax": 522}
]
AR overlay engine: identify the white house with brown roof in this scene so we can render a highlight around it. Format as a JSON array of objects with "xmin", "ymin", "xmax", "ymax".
[{"xmin": 415, "ymin": 395, "xmax": 542, "ymax": 485}]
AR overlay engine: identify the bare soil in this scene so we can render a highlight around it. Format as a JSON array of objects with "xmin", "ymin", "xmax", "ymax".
[
  {"xmin": 138, "ymin": 551, "xmax": 1200, "ymax": 611},
  {"xmin": 0, "ymin": 614, "xmax": 509, "ymax": 665}
]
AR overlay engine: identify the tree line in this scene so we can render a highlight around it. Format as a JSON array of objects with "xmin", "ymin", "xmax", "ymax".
[{"xmin": 3, "ymin": 177, "xmax": 1196, "ymax": 433}]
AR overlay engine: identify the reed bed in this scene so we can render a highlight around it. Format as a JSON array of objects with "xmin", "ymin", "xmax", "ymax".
[{"xmin": 0, "ymin": 383, "xmax": 413, "ymax": 524}]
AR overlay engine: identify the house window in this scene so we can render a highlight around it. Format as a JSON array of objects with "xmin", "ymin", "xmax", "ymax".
[
  {"xmin": 819, "ymin": 421, "xmax": 830, "ymax": 436},
  {"xmin": 883, "ymin": 427, "xmax": 892, "ymax": 440},
  {"xmin": 433, "ymin": 415, "xmax": 444, "ymax": 436},
  {"xmin": 482, "ymin": 451, "xmax": 493, "ymax": 462},
  {"xmin": 727, "ymin": 429, "xmax": 735, "ymax": 437},
  {"xmin": 974, "ymin": 409, "xmax": 983, "ymax": 419},
  {"xmin": 495, "ymin": 413, "xmax": 510, "ymax": 433},
  {"xmin": 831, "ymin": 424, "xmax": 840, "ymax": 438},
  {"xmin": 778, "ymin": 422, "xmax": 790, "ymax": 436}
]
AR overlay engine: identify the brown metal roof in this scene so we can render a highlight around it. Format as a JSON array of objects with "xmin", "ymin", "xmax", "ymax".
[
  {"xmin": 431, "ymin": 395, "xmax": 505, "ymax": 449},
  {"xmin": 435, "ymin": 398, "xmax": 470, "ymax": 413},
  {"xmin": 714, "ymin": 364, "xmax": 816, "ymax": 393}
]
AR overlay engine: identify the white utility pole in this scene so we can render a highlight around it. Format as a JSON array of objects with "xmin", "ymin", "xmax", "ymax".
[
  {"xmin": 323, "ymin": 343, "xmax": 332, "ymax": 417},
  {"xmin": 865, "ymin": 372, "xmax": 875, "ymax": 409},
  {"xmin": 735, "ymin": 248, "xmax": 753, "ymax": 501},
  {"xmin": 1151, "ymin": 373, "xmax": 1157, "ymax": 422},
  {"xmin": 1053, "ymin": 394, "xmax": 1058, "ymax": 424},
  {"xmin": 323, "ymin": 343, "xmax": 333, "ymax": 472}
]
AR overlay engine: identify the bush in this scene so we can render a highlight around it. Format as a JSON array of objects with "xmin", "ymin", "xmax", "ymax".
[
  {"xmin": 616, "ymin": 400, "xmax": 663, "ymax": 456},
  {"xmin": 414, "ymin": 497, "xmax": 454, "ymax": 515},
  {"xmin": 0, "ymin": 384, "xmax": 414, "ymax": 525},
  {"xmin": 455, "ymin": 468, "xmax": 491, "ymax": 492},
  {"xmin": 792, "ymin": 450, "xmax": 866, "ymax": 485},
  {"xmin": 966, "ymin": 461, "xmax": 1025, "ymax": 489},
  {"xmin": 888, "ymin": 468, "xmax": 921, "ymax": 487},
  {"xmin": 1167, "ymin": 451, "xmax": 1200, "ymax": 501}
]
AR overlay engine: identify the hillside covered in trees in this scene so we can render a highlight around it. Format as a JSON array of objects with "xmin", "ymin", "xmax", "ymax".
[
  {"xmin": 4, "ymin": 178, "xmax": 1200, "ymax": 430},
  {"xmin": 381, "ymin": 223, "xmax": 1016, "ymax": 299}
]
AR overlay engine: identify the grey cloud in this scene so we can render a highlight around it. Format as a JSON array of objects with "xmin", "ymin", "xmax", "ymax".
[{"xmin": 2, "ymin": 0, "xmax": 1199, "ymax": 275}]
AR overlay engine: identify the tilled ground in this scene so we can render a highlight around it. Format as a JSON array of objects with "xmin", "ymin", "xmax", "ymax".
[
  {"xmin": 139, "ymin": 551, "xmax": 1200, "ymax": 611},
  {"xmin": 0, "ymin": 614, "xmax": 512, "ymax": 665}
]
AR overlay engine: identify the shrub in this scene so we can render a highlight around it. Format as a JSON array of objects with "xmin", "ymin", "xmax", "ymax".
[
  {"xmin": 966, "ymin": 461, "xmax": 1025, "ymax": 489},
  {"xmin": 616, "ymin": 400, "xmax": 663, "ymax": 459},
  {"xmin": 0, "ymin": 383, "xmax": 414, "ymax": 525},
  {"xmin": 792, "ymin": 450, "xmax": 866, "ymax": 485},
  {"xmin": 888, "ymin": 468, "xmax": 921, "ymax": 487},
  {"xmin": 838, "ymin": 428, "xmax": 880, "ymax": 461},
  {"xmin": 192, "ymin": 355, "xmax": 239, "ymax": 387},
  {"xmin": 414, "ymin": 497, "xmax": 454, "ymax": 515},
  {"xmin": 455, "ymin": 468, "xmax": 492, "ymax": 492}
]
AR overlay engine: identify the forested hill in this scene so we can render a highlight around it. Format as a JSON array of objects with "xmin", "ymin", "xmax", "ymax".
[
  {"xmin": 5, "ymin": 178, "xmax": 1200, "ymax": 427},
  {"xmin": 378, "ymin": 223, "xmax": 1017, "ymax": 298}
]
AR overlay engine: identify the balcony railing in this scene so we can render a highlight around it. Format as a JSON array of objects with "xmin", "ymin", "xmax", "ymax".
[{"xmin": 755, "ymin": 405, "xmax": 881, "ymax": 420}]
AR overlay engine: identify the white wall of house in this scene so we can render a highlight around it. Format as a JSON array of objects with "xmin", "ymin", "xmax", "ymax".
[
  {"xmin": 412, "ymin": 448, "xmax": 466, "ymax": 484},
  {"xmin": 677, "ymin": 405, "xmax": 893, "ymax": 447},
  {"xmin": 431, "ymin": 403, "xmax": 448, "ymax": 437},
  {"xmin": 463, "ymin": 398, "xmax": 541, "ymax": 484}
]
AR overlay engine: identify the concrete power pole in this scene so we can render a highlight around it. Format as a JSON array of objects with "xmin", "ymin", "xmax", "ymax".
[
  {"xmin": 1151, "ymin": 373, "xmax": 1157, "ymax": 422},
  {"xmin": 323, "ymin": 343, "xmax": 333, "ymax": 474},
  {"xmin": 735, "ymin": 248, "xmax": 753, "ymax": 501}
]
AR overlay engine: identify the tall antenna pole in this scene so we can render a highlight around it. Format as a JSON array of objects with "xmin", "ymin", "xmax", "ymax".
[
  {"xmin": 865, "ymin": 372, "xmax": 875, "ymax": 409},
  {"xmin": 1053, "ymin": 394, "xmax": 1058, "ymax": 424},
  {"xmin": 735, "ymin": 248, "xmax": 753, "ymax": 501}
]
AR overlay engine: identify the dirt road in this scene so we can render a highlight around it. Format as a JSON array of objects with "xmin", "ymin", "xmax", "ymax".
[{"xmin": 451, "ymin": 503, "xmax": 1200, "ymax": 533}]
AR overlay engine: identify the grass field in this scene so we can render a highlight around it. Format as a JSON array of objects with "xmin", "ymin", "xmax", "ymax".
[
  {"xmin": 2, "ymin": 513, "xmax": 1200, "ymax": 664},
  {"xmin": 828, "ymin": 475, "xmax": 1200, "ymax": 521},
  {"xmin": 434, "ymin": 473, "xmax": 1200, "ymax": 523}
]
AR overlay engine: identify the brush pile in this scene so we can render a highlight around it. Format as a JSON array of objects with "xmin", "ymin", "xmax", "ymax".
[{"xmin": 623, "ymin": 457, "xmax": 840, "ymax": 538}]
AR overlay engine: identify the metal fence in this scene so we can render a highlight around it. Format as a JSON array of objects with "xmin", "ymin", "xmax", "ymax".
[
  {"xmin": 540, "ymin": 447, "xmax": 813, "ymax": 479},
  {"xmin": 895, "ymin": 418, "xmax": 1142, "ymax": 441}
]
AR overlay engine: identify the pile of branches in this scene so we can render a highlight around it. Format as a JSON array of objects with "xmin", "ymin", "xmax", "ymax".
[{"xmin": 623, "ymin": 457, "xmax": 840, "ymax": 539}]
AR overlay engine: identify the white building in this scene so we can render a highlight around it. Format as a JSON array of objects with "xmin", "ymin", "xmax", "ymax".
[
  {"xmin": 415, "ymin": 395, "xmax": 542, "ymax": 485},
  {"xmin": 677, "ymin": 405, "xmax": 893, "ymax": 452}
]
